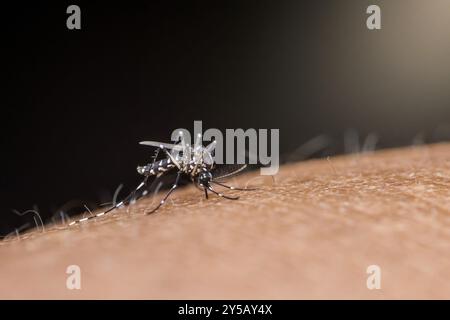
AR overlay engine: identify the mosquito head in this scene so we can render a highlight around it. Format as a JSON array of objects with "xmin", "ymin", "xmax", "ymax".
[{"xmin": 197, "ymin": 170, "xmax": 213, "ymax": 187}]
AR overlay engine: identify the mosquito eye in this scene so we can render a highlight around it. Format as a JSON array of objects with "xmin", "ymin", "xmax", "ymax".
[{"xmin": 198, "ymin": 172, "xmax": 212, "ymax": 185}]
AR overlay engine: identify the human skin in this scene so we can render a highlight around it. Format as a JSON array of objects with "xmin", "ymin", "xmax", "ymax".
[{"xmin": 0, "ymin": 143, "xmax": 449, "ymax": 299}]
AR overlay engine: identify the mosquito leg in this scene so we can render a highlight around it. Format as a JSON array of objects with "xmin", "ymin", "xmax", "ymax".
[
  {"xmin": 152, "ymin": 147, "xmax": 161, "ymax": 165},
  {"xmin": 129, "ymin": 175, "xmax": 152, "ymax": 203},
  {"xmin": 146, "ymin": 170, "xmax": 182, "ymax": 214},
  {"xmin": 204, "ymin": 187, "xmax": 209, "ymax": 199},
  {"xmin": 207, "ymin": 184, "xmax": 239, "ymax": 200},
  {"xmin": 210, "ymin": 180, "xmax": 257, "ymax": 191},
  {"xmin": 69, "ymin": 177, "xmax": 149, "ymax": 226}
]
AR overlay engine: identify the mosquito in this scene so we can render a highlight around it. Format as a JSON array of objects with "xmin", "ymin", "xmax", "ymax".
[{"xmin": 69, "ymin": 132, "xmax": 253, "ymax": 226}]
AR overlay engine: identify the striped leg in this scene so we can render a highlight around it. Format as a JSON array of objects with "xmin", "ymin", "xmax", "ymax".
[
  {"xmin": 68, "ymin": 177, "xmax": 149, "ymax": 226},
  {"xmin": 207, "ymin": 184, "xmax": 239, "ymax": 200},
  {"xmin": 146, "ymin": 170, "xmax": 182, "ymax": 214},
  {"xmin": 210, "ymin": 180, "xmax": 257, "ymax": 191}
]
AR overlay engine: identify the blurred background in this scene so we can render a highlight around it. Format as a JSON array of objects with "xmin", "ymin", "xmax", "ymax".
[{"xmin": 1, "ymin": 0, "xmax": 450, "ymax": 235}]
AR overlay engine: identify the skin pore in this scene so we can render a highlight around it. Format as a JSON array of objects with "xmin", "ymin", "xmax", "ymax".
[{"xmin": 0, "ymin": 143, "xmax": 449, "ymax": 299}]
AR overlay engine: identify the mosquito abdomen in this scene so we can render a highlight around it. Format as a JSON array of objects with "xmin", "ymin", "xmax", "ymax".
[{"xmin": 137, "ymin": 158, "xmax": 177, "ymax": 176}]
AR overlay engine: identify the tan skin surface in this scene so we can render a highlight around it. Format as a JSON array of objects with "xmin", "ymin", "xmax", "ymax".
[{"xmin": 0, "ymin": 143, "xmax": 450, "ymax": 299}]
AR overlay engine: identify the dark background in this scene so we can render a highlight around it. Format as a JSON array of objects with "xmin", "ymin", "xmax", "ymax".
[{"xmin": 2, "ymin": 1, "xmax": 450, "ymax": 235}]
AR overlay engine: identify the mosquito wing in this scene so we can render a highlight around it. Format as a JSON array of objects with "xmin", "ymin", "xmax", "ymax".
[{"xmin": 139, "ymin": 141, "xmax": 184, "ymax": 151}]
